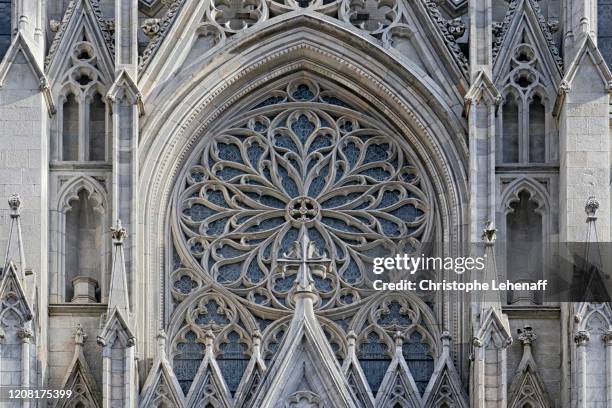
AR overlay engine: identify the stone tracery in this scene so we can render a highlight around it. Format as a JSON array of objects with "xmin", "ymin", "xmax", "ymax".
[{"xmin": 172, "ymin": 78, "xmax": 433, "ymax": 312}]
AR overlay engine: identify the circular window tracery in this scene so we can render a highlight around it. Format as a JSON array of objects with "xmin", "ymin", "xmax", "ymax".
[{"xmin": 172, "ymin": 78, "xmax": 434, "ymax": 311}]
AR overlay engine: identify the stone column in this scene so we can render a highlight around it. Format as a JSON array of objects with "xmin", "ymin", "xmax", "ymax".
[
  {"xmin": 604, "ymin": 331, "xmax": 612, "ymax": 406},
  {"xmin": 574, "ymin": 330, "xmax": 590, "ymax": 408},
  {"xmin": 18, "ymin": 327, "xmax": 32, "ymax": 408},
  {"xmin": 563, "ymin": 0, "xmax": 598, "ymax": 61}
]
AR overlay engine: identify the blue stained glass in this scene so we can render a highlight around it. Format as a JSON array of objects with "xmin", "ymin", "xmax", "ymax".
[
  {"xmin": 291, "ymin": 115, "xmax": 315, "ymax": 143},
  {"xmin": 360, "ymin": 167, "xmax": 390, "ymax": 180},
  {"xmin": 339, "ymin": 121, "xmax": 353, "ymax": 132},
  {"xmin": 343, "ymin": 143, "xmax": 360, "ymax": 168},
  {"xmin": 174, "ymin": 275, "xmax": 197, "ymax": 294},
  {"xmin": 217, "ymin": 263, "xmax": 241, "ymax": 282},
  {"xmin": 206, "ymin": 217, "xmax": 229, "ymax": 235},
  {"xmin": 389, "ymin": 204, "xmax": 422, "ymax": 221},
  {"xmin": 377, "ymin": 190, "xmax": 401, "ymax": 209},
  {"xmin": 206, "ymin": 190, "xmax": 230, "ymax": 207},
  {"xmin": 274, "ymin": 133, "xmax": 298, "ymax": 151},
  {"xmin": 253, "ymin": 121, "xmax": 267, "ymax": 132},
  {"xmin": 321, "ymin": 95, "xmax": 349, "ymax": 107},
  {"xmin": 218, "ymin": 332, "xmax": 249, "ymax": 395},
  {"xmin": 292, "ymin": 84, "xmax": 314, "ymax": 100},
  {"xmin": 244, "ymin": 217, "xmax": 284, "ymax": 232},
  {"xmin": 313, "ymin": 276, "xmax": 333, "ymax": 292},
  {"xmin": 340, "ymin": 293, "xmax": 354, "ymax": 304},
  {"xmin": 379, "ymin": 218, "xmax": 401, "ymax": 237},
  {"xmin": 308, "ymin": 174, "xmax": 328, "ymax": 197},
  {"xmin": 254, "ymin": 95, "xmax": 285, "ymax": 108},
  {"xmin": 343, "ymin": 261, "xmax": 362, "ymax": 283},
  {"xmin": 253, "ymin": 293, "xmax": 267, "ymax": 304},
  {"xmin": 402, "ymin": 332, "xmax": 434, "ymax": 395},
  {"xmin": 174, "ymin": 331, "xmax": 205, "ymax": 395},
  {"xmin": 245, "ymin": 192, "xmax": 285, "ymax": 208},
  {"xmin": 247, "ymin": 259, "xmax": 264, "ymax": 283},
  {"xmin": 308, "ymin": 228, "xmax": 326, "ymax": 252},
  {"xmin": 195, "ymin": 300, "xmax": 230, "ymax": 325},
  {"xmin": 190, "ymin": 242, "xmax": 204, "ymax": 253},
  {"xmin": 364, "ymin": 144, "xmax": 389, "ymax": 163},
  {"xmin": 358, "ymin": 332, "xmax": 391, "ymax": 394},
  {"xmin": 255, "ymin": 317, "xmax": 274, "ymax": 331},
  {"xmin": 321, "ymin": 217, "xmax": 363, "ymax": 233},
  {"xmin": 218, "ymin": 245, "xmax": 243, "ymax": 258},
  {"xmin": 277, "ymin": 165, "xmax": 299, "ymax": 197},
  {"xmin": 217, "ymin": 167, "xmax": 243, "ymax": 180},
  {"xmin": 280, "ymin": 228, "xmax": 299, "ymax": 254},
  {"xmin": 308, "ymin": 134, "xmax": 332, "ymax": 153},
  {"xmin": 320, "ymin": 192, "xmax": 363, "ymax": 209},
  {"xmin": 247, "ymin": 144, "xmax": 265, "ymax": 168},
  {"xmin": 218, "ymin": 143, "xmax": 243, "ymax": 163},
  {"xmin": 185, "ymin": 204, "xmax": 215, "ymax": 221},
  {"xmin": 191, "ymin": 171, "xmax": 205, "ymax": 182},
  {"xmin": 274, "ymin": 276, "xmax": 294, "ymax": 292},
  {"xmin": 377, "ymin": 301, "xmax": 412, "ymax": 326}
]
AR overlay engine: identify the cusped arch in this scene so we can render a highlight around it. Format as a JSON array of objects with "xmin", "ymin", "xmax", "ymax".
[
  {"xmin": 138, "ymin": 24, "xmax": 470, "ymax": 359},
  {"xmin": 500, "ymin": 177, "xmax": 550, "ymax": 217},
  {"xmin": 57, "ymin": 175, "xmax": 107, "ymax": 214}
]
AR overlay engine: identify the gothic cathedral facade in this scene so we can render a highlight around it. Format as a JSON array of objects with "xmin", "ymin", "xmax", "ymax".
[{"xmin": 0, "ymin": 0, "xmax": 611, "ymax": 406}]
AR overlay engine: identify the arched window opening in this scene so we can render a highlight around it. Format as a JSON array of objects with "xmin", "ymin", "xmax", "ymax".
[
  {"xmin": 89, "ymin": 92, "xmax": 106, "ymax": 161},
  {"xmin": 173, "ymin": 330, "xmax": 205, "ymax": 396},
  {"xmin": 65, "ymin": 189, "xmax": 103, "ymax": 302},
  {"xmin": 402, "ymin": 331, "xmax": 434, "ymax": 395},
  {"xmin": 217, "ymin": 331, "xmax": 249, "ymax": 396},
  {"xmin": 598, "ymin": 0, "xmax": 612, "ymax": 67},
  {"xmin": 528, "ymin": 95, "xmax": 545, "ymax": 163},
  {"xmin": 502, "ymin": 95, "xmax": 520, "ymax": 163},
  {"xmin": 506, "ymin": 190, "xmax": 542, "ymax": 304},
  {"xmin": 358, "ymin": 332, "xmax": 392, "ymax": 396},
  {"xmin": 585, "ymin": 315, "xmax": 607, "ymax": 405},
  {"xmin": 62, "ymin": 94, "xmax": 80, "ymax": 161},
  {"xmin": 0, "ymin": 0, "xmax": 10, "ymax": 58}
]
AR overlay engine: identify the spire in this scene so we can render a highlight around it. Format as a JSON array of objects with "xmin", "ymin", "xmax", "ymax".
[
  {"xmin": 107, "ymin": 219, "xmax": 130, "ymax": 320},
  {"xmin": 479, "ymin": 220, "xmax": 503, "ymax": 317},
  {"xmin": 3, "ymin": 194, "xmax": 27, "ymax": 280},
  {"xmin": 573, "ymin": 196, "xmax": 610, "ymax": 301}
]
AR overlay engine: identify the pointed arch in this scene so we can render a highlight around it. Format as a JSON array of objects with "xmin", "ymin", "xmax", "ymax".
[{"xmin": 51, "ymin": 175, "xmax": 109, "ymax": 303}]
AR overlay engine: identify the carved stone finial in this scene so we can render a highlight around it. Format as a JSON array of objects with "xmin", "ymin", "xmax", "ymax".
[
  {"xmin": 446, "ymin": 18, "xmax": 465, "ymax": 39},
  {"xmin": 574, "ymin": 330, "xmax": 590, "ymax": 345},
  {"xmin": 157, "ymin": 329, "xmax": 167, "ymax": 352},
  {"xmin": 441, "ymin": 330, "xmax": 452, "ymax": 348},
  {"xmin": 585, "ymin": 196, "xmax": 599, "ymax": 219},
  {"xmin": 602, "ymin": 331, "xmax": 612, "ymax": 345},
  {"xmin": 17, "ymin": 328, "xmax": 33, "ymax": 343},
  {"xmin": 393, "ymin": 331, "xmax": 404, "ymax": 347},
  {"xmin": 558, "ymin": 80, "xmax": 571, "ymax": 95},
  {"xmin": 74, "ymin": 324, "xmax": 87, "ymax": 346},
  {"xmin": 8, "ymin": 194, "xmax": 22, "ymax": 218},
  {"xmin": 517, "ymin": 325, "xmax": 536, "ymax": 346},
  {"xmin": 482, "ymin": 221, "xmax": 496, "ymax": 244},
  {"xmin": 204, "ymin": 329, "xmax": 214, "ymax": 347},
  {"xmin": 49, "ymin": 19, "xmax": 61, "ymax": 32},
  {"xmin": 111, "ymin": 220, "xmax": 127, "ymax": 245},
  {"xmin": 142, "ymin": 19, "xmax": 161, "ymax": 38},
  {"xmin": 548, "ymin": 19, "xmax": 559, "ymax": 33}
]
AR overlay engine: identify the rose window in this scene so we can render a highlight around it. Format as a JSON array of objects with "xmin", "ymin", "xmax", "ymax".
[{"xmin": 172, "ymin": 78, "xmax": 433, "ymax": 310}]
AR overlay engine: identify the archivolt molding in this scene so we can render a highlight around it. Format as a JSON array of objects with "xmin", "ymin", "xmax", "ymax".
[{"xmin": 138, "ymin": 32, "xmax": 469, "ymax": 358}]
